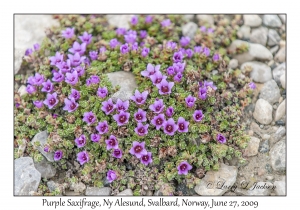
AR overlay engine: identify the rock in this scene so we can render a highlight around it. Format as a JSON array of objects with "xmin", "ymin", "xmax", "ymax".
[
  {"xmin": 183, "ymin": 15, "xmax": 194, "ymax": 21},
  {"xmin": 250, "ymin": 27, "xmax": 268, "ymax": 46},
  {"xmin": 18, "ymin": 85, "xmax": 27, "ymax": 97},
  {"xmin": 259, "ymin": 80, "xmax": 280, "ymax": 104},
  {"xmin": 270, "ymin": 45, "xmax": 279, "ymax": 55},
  {"xmin": 65, "ymin": 190, "xmax": 81, "ymax": 196},
  {"xmin": 34, "ymin": 158, "xmax": 56, "ymax": 179},
  {"xmin": 237, "ymin": 25, "xmax": 251, "ymax": 39},
  {"xmin": 263, "ymin": 15, "xmax": 282, "ymax": 28},
  {"xmin": 182, "ymin": 22, "xmax": 198, "ymax": 39},
  {"xmin": 266, "ymin": 175, "xmax": 274, "ymax": 181},
  {"xmin": 47, "ymin": 181, "xmax": 59, "ymax": 193},
  {"xmin": 270, "ymin": 126, "xmax": 286, "ymax": 146},
  {"xmin": 243, "ymin": 15, "xmax": 262, "ymax": 27},
  {"xmin": 73, "ymin": 182, "xmax": 86, "ymax": 193},
  {"xmin": 280, "ymin": 40, "xmax": 286, "ymax": 49},
  {"xmin": 270, "ymin": 140, "xmax": 286, "ymax": 172},
  {"xmin": 154, "ymin": 191, "xmax": 163, "ymax": 196},
  {"xmin": 229, "ymin": 59, "xmax": 238, "ymax": 69},
  {"xmin": 228, "ymin": 40, "xmax": 273, "ymax": 64},
  {"xmin": 278, "ymin": 15, "xmax": 286, "ymax": 24},
  {"xmin": 244, "ymin": 137, "xmax": 260, "ymax": 157},
  {"xmin": 276, "ymin": 120, "xmax": 285, "ymax": 126},
  {"xmin": 106, "ymin": 15, "xmax": 133, "ymax": 29},
  {"xmin": 106, "ymin": 71, "xmax": 138, "ymax": 103},
  {"xmin": 275, "ymin": 48, "xmax": 286, "ymax": 63},
  {"xmin": 280, "ymin": 74, "xmax": 286, "ymax": 89},
  {"xmin": 85, "ymin": 187, "xmax": 111, "ymax": 196},
  {"xmin": 196, "ymin": 15, "xmax": 214, "ymax": 25},
  {"xmin": 274, "ymin": 181, "xmax": 286, "ymax": 195},
  {"xmin": 17, "ymin": 139, "xmax": 27, "ymax": 157},
  {"xmin": 246, "ymin": 182, "xmax": 274, "ymax": 195},
  {"xmin": 262, "ymin": 134, "xmax": 271, "ymax": 140},
  {"xmin": 176, "ymin": 183, "xmax": 195, "ymax": 196},
  {"xmin": 194, "ymin": 163, "xmax": 238, "ymax": 195},
  {"xmin": 259, "ymin": 140, "xmax": 270, "ymax": 153},
  {"xmin": 275, "ymin": 100, "xmax": 286, "ymax": 121},
  {"xmin": 31, "ymin": 131, "xmax": 54, "ymax": 162},
  {"xmin": 117, "ymin": 189, "xmax": 133, "ymax": 196},
  {"xmin": 14, "ymin": 157, "xmax": 41, "ymax": 195},
  {"xmin": 146, "ymin": 190, "xmax": 153, "ymax": 196},
  {"xmin": 253, "ymin": 99, "xmax": 273, "ymax": 124},
  {"xmin": 268, "ymin": 29, "xmax": 281, "ymax": 46},
  {"xmin": 272, "ymin": 63, "xmax": 286, "ymax": 85},
  {"xmin": 15, "ymin": 15, "xmax": 59, "ymax": 74},
  {"xmin": 241, "ymin": 61, "xmax": 272, "ymax": 83}
]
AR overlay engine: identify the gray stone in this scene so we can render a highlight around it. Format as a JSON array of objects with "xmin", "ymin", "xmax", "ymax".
[
  {"xmin": 106, "ymin": 71, "xmax": 138, "ymax": 103},
  {"xmin": 196, "ymin": 15, "xmax": 214, "ymax": 25},
  {"xmin": 65, "ymin": 190, "xmax": 81, "ymax": 196},
  {"xmin": 275, "ymin": 48, "xmax": 286, "ymax": 63},
  {"xmin": 18, "ymin": 85, "xmax": 27, "ymax": 97},
  {"xmin": 15, "ymin": 15, "xmax": 59, "ymax": 74},
  {"xmin": 259, "ymin": 140, "xmax": 270, "ymax": 153},
  {"xmin": 268, "ymin": 29, "xmax": 281, "ymax": 46},
  {"xmin": 279, "ymin": 15, "xmax": 286, "ymax": 24},
  {"xmin": 241, "ymin": 61, "xmax": 272, "ymax": 83},
  {"xmin": 272, "ymin": 63, "xmax": 286, "ymax": 85},
  {"xmin": 243, "ymin": 15, "xmax": 262, "ymax": 27},
  {"xmin": 182, "ymin": 22, "xmax": 198, "ymax": 39},
  {"xmin": 250, "ymin": 27, "xmax": 268, "ymax": 46},
  {"xmin": 274, "ymin": 181, "xmax": 286, "ymax": 195},
  {"xmin": 85, "ymin": 187, "xmax": 111, "ymax": 196},
  {"xmin": 73, "ymin": 182, "xmax": 86, "ymax": 193},
  {"xmin": 270, "ymin": 45, "xmax": 279, "ymax": 55},
  {"xmin": 229, "ymin": 59, "xmax": 238, "ymax": 69},
  {"xmin": 183, "ymin": 15, "xmax": 194, "ymax": 21},
  {"xmin": 34, "ymin": 158, "xmax": 56, "ymax": 179},
  {"xmin": 253, "ymin": 99, "xmax": 273, "ymax": 125},
  {"xmin": 270, "ymin": 140, "xmax": 286, "ymax": 172},
  {"xmin": 117, "ymin": 189, "xmax": 133, "ymax": 196},
  {"xmin": 275, "ymin": 100, "xmax": 286, "ymax": 121},
  {"xmin": 237, "ymin": 25, "xmax": 251, "ymax": 39},
  {"xmin": 106, "ymin": 15, "xmax": 133, "ymax": 29},
  {"xmin": 31, "ymin": 131, "xmax": 54, "ymax": 162},
  {"xmin": 271, "ymin": 126, "xmax": 286, "ymax": 145},
  {"xmin": 262, "ymin": 134, "xmax": 271, "ymax": 140},
  {"xmin": 263, "ymin": 15, "xmax": 282, "ymax": 28},
  {"xmin": 244, "ymin": 137, "xmax": 260, "ymax": 157},
  {"xmin": 14, "ymin": 157, "xmax": 41, "ymax": 195},
  {"xmin": 47, "ymin": 181, "xmax": 60, "ymax": 193},
  {"xmin": 259, "ymin": 80, "xmax": 280, "ymax": 104},
  {"xmin": 194, "ymin": 163, "xmax": 237, "ymax": 195},
  {"xmin": 246, "ymin": 182, "xmax": 274, "ymax": 195},
  {"xmin": 280, "ymin": 74, "xmax": 286, "ymax": 89}
]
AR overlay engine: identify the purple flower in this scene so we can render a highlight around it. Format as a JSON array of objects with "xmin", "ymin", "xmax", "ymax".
[
  {"xmin": 61, "ymin": 27, "xmax": 75, "ymax": 39},
  {"xmin": 96, "ymin": 121, "xmax": 109, "ymax": 135},
  {"xmin": 140, "ymin": 30, "xmax": 147, "ymax": 39},
  {"xmin": 131, "ymin": 42, "xmax": 139, "ymax": 51},
  {"xmin": 113, "ymin": 111, "xmax": 130, "ymax": 126},
  {"xmin": 186, "ymin": 49, "xmax": 194, "ymax": 58},
  {"xmin": 149, "ymin": 99, "xmax": 165, "ymax": 113},
  {"xmin": 116, "ymin": 28, "xmax": 127, "ymax": 36},
  {"xmin": 90, "ymin": 75, "xmax": 100, "ymax": 84},
  {"xmin": 156, "ymin": 79, "xmax": 174, "ymax": 95},
  {"xmin": 107, "ymin": 170, "xmax": 117, "ymax": 183},
  {"xmin": 120, "ymin": 43, "xmax": 130, "ymax": 54},
  {"xmin": 179, "ymin": 48, "xmax": 186, "ymax": 55},
  {"xmin": 167, "ymin": 66, "xmax": 176, "ymax": 76},
  {"xmin": 174, "ymin": 72, "xmax": 183, "ymax": 82},
  {"xmin": 166, "ymin": 106, "xmax": 174, "ymax": 117},
  {"xmin": 52, "ymin": 70, "xmax": 65, "ymax": 82},
  {"xmin": 163, "ymin": 118, "xmax": 178, "ymax": 136},
  {"xmin": 25, "ymin": 48, "xmax": 33, "ymax": 56},
  {"xmin": 166, "ymin": 41, "xmax": 177, "ymax": 50},
  {"xmin": 203, "ymin": 80, "xmax": 217, "ymax": 90},
  {"xmin": 207, "ymin": 28, "xmax": 214, "ymax": 33},
  {"xmin": 194, "ymin": 46, "xmax": 202, "ymax": 53},
  {"xmin": 33, "ymin": 43, "xmax": 40, "ymax": 51},
  {"xmin": 44, "ymin": 146, "xmax": 49, "ymax": 153},
  {"xmin": 15, "ymin": 103, "xmax": 20, "ymax": 108},
  {"xmin": 141, "ymin": 47, "xmax": 150, "ymax": 57},
  {"xmin": 129, "ymin": 141, "xmax": 147, "ymax": 158},
  {"xmin": 217, "ymin": 133, "xmax": 226, "ymax": 144},
  {"xmin": 99, "ymin": 46, "xmax": 106, "ymax": 54},
  {"xmin": 41, "ymin": 79, "xmax": 54, "ymax": 93},
  {"xmin": 131, "ymin": 15, "xmax": 138, "ymax": 25},
  {"xmin": 27, "ymin": 76, "xmax": 35, "ymax": 85},
  {"xmin": 63, "ymin": 98, "xmax": 78, "ymax": 112},
  {"xmin": 134, "ymin": 109, "xmax": 147, "ymax": 123},
  {"xmin": 75, "ymin": 135, "xmax": 86, "ymax": 148},
  {"xmin": 105, "ymin": 135, "xmax": 118, "ymax": 150},
  {"xmin": 77, "ymin": 151, "xmax": 89, "ymax": 165},
  {"xmin": 79, "ymin": 31, "xmax": 92, "ymax": 45},
  {"xmin": 52, "ymin": 114, "xmax": 58, "ymax": 119},
  {"xmin": 91, "ymin": 133, "xmax": 101, "ymax": 143},
  {"xmin": 101, "ymin": 99, "xmax": 115, "ymax": 115},
  {"xmin": 180, "ymin": 36, "xmax": 190, "ymax": 47},
  {"xmin": 141, "ymin": 64, "xmax": 160, "ymax": 78},
  {"xmin": 72, "ymin": 66, "xmax": 85, "ymax": 77},
  {"xmin": 173, "ymin": 51, "xmax": 184, "ymax": 63},
  {"xmin": 177, "ymin": 117, "xmax": 189, "ymax": 133},
  {"xmin": 130, "ymin": 90, "xmax": 148, "ymax": 105},
  {"xmin": 150, "ymin": 71, "xmax": 167, "ymax": 85},
  {"xmin": 50, "ymin": 52, "xmax": 64, "ymax": 66},
  {"xmin": 213, "ymin": 53, "xmax": 221, "ymax": 61},
  {"xmin": 89, "ymin": 51, "xmax": 98, "ymax": 60},
  {"xmin": 116, "ymin": 99, "xmax": 129, "ymax": 112},
  {"xmin": 68, "ymin": 53, "xmax": 86, "ymax": 67},
  {"xmin": 140, "ymin": 152, "xmax": 153, "ymax": 166},
  {"xmin": 54, "ymin": 150, "xmax": 63, "ymax": 161},
  {"xmin": 151, "ymin": 113, "xmax": 165, "ymax": 130},
  {"xmin": 69, "ymin": 41, "xmax": 86, "ymax": 55},
  {"xmin": 200, "ymin": 26, "xmax": 206, "ymax": 32},
  {"xmin": 198, "ymin": 87, "xmax": 207, "ymax": 100},
  {"xmin": 43, "ymin": 93, "xmax": 58, "ymax": 109},
  {"xmin": 56, "ymin": 60, "xmax": 71, "ymax": 73},
  {"xmin": 69, "ymin": 89, "xmax": 80, "ymax": 100},
  {"xmin": 33, "ymin": 100, "xmax": 43, "ymax": 108},
  {"xmin": 112, "ymin": 149, "xmax": 122, "ymax": 159},
  {"xmin": 26, "ymin": 85, "xmax": 36, "ymax": 94},
  {"xmin": 82, "ymin": 111, "xmax": 97, "ymax": 125},
  {"xmin": 193, "ymin": 110, "xmax": 204, "ymax": 122},
  {"xmin": 202, "ymin": 47, "xmax": 210, "ymax": 57},
  {"xmin": 177, "ymin": 161, "xmax": 192, "ymax": 175},
  {"xmin": 110, "ymin": 38, "xmax": 119, "ymax": 49},
  {"xmin": 161, "ymin": 19, "xmax": 171, "ymax": 27},
  {"xmin": 97, "ymin": 87, "xmax": 108, "ymax": 98},
  {"xmin": 134, "ymin": 123, "xmax": 149, "ymax": 136},
  {"xmin": 65, "ymin": 71, "xmax": 79, "ymax": 85},
  {"xmin": 249, "ymin": 82, "xmax": 256, "ymax": 90},
  {"xmin": 86, "ymin": 79, "xmax": 91, "ymax": 86},
  {"xmin": 145, "ymin": 15, "xmax": 153, "ymax": 23},
  {"xmin": 33, "ymin": 73, "xmax": 45, "ymax": 86},
  {"xmin": 185, "ymin": 95, "xmax": 196, "ymax": 108},
  {"xmin": 124, "ymin": 30, "xmax": 137, "ymax": 44}
]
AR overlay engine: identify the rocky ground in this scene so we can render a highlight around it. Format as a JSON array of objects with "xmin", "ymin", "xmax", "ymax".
[{"xmin": 14, "ymin": 14, "xmax": 286, "ymax": 196}]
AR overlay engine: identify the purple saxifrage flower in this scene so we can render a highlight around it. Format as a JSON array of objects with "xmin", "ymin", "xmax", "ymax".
[
  {"xmin": 90, "ymin": 75, "xmax": 100, "ymax": 84},
  {"xmin": 150, "ymin": 71, "xmax": 167, "ymax": 85},
  {"xmin": 113, "ymin": 111, "xmax": 130, "ymax": 126},
  {"xmin": 99, "ymin": 46, "xmax": 106, "ymax": 54},
  {"xmin": 185, "ymin": 95, "xmax": 196, "ymax": 108},
  {"xmin": 79, "ymin": 31, "xmax": 92, "ymax": 45},
  {"xmin": 83, "ymin": 111, "xmax": 97, "ymax": 125},
  {"xmin": 75, "ymin": 135, "xmax": 86, "ymax": 148},
  {"xmin": 43, "ymin": 92, "xmax": 58, "ymax": 109},
  {"xmin": 33, "ymin": 100, "xmax": 43, "ymax": 109},
  {"xmin": 91, "ymin": 133, "xmax": 101, "ymax": 143},
  {"xmin": 217, "ymin": 133, "xmax": 226, "ymax": 144},
  {"xmin": 96, "ymin": 121, "xmax": 109, "ymax": 135},
  {"xmin": 77, "ymin": 151, "xmax": 89, "ymax": 165},
  {"xmin": 129, "ymin": 141, "xmax": 147, "ymax": 158},
  {"xmin": 52, "ymin": 114, "xmax": 58, "ymax": 119},
  {"xmin": 131, "ymin": 15, "xmax": 138, "ymax": 25},
  {"xmin": 163, "ymin": 118, "xmax": 178, "ymax": 136},
  {"xmin": 116, "ymin": 99, "xmax": 129, "ymax": 112},
  {"xmin": 97, "ymin": 87, "xmax": 108, "ymax": 98},
  {"xmin": 26, "ymin": 85, "xmax": 36, "ymax": 94},
  {"xmin": 134, "ymin": 109, "xmax": 147, "ymax": 123},
  {"xmin": 25, "ymin": 48, "xmax": 33, "ymax": 56},
  {"xmin": 101, "ymin": 98, "xmax": 115, "ymax": 115},
  {"xmin": 141, "ymin": 63, "xmax": 160, "ymax": 78},
  {"xmin": 134, "ymin": 123, "xmax": 149, "ymax": 136},
  {"xmin": 151, "ymin": 113, "xmax": 165, "ymax": 130},
  {"xmin": 44, "ymin": 146, "xmax": 49, "ymax": 153},
  {"xmin": 52, "ymin": 71, "xmax": 65, "ymax": 82},
  {"xmin": 167, "ymin": 66, "xmax": 176, "ymax": 76},
  {"xmin": 89, "ymin": 51, "xmax": 98, "ymax": 60},
  {"xmin": 69, "ymin": 89, "xmax": 80, "ymax": 100},
  {"xmin": 54, "ymin": 150, "xmax": 63, "ymax": 161},
  {"xmin": 180, "ymin": 36, "xmax": 190, "ymax": 47},
  {"xmin": 186, "ymin": 49, "xmax": 194, "ymax": 58},
  {"xmin": 112, "ymin": 149, "xmax": 122, "ymax": 159},
  {"xmin": 50, "ymin": 52, "xmax": 64, "ymax": 66},
  {"xmin": 120, "ymin": 43, "xmax": 130, "ymax": 54},
  {"xmin": 27, "ymin": 76, "xmax": 35, "ymax": 85},
  {"xmin": 145, "ymin": 15, "xmax": 153, "ymax": 24},
  {"xmin": 105, "ymin": 135, "xmax": 118, "ymax": 150},
  {"xmin": 156, "ymin": 79, "xmax": 174, "ymax": 95},
  {"xmin": 69, "ymin": 41, "xmax": 86, "ymax": 55},
  {"xmin": 33, "ymin": 73, "xmax": 45, "ymax": 86},
  {"xmin": 213, "ymin": 53, "xmax": 221, "ymax": 61},
  {"xmin": 41, "ymin": 79, "xmax": 54, "ymax": 93},
  {"xmin": 140, "ymin": 30, "xmax": 147, "ymax": 39},
  {"xmin": 203, "ymin": 80, "xmax": 217, "ymax": 91},
  {"xmin": 116, "ymin": 28, "xmax": 127, "ymax": 36},
  {"xmin": 131, "ymin": 90, "xmax": 148, "ymax": 105},
  {"xmin": 200, "ymin": 26, "xmax": 206, "ymax": 32},
  {"xmin": 68, "ymin": 52, "xmax": 86, "ymax": 67},
  {"xmin": 124, "ymin": 31, "xmax": 137, "ymax": 44},
  {"xmin": 173, "ymin": 62, "xmax": 186, "ymax": 73},
  {"xmin": 166, "ymin": 41, "xmax": 177, "ymax": 50},
  {"xmin": 161, "ymin": 19, "xmax": 171, "ymax": 27},
  {"xmin": 65, "ymin": 70, "xmax": 79, "ymax": 86},
  {"xmin": 202, "ymin": 47, "xmax": 210, "ymax": 57},
  {"xmin": 149, "ymin": 99, "xmax": 165, "ymax": 113},
  {"xmin": 193, "ymin": 110, "xmax": 204, "ymax": 122},
  {"xmin": 173, "ymin": 51, "xmax": 183, "ymax": 63},
  {"xmin": 141, "ymin": 47, "xmax": 150, "ymax": 57},
  {"xmin": 15, "ymin": 103, "xmax": 20, "ymax": 108},
  {"xmin": 61, "ymin": 27, "xmax": 75, "ymax": 39},
  {"xmin": 140, "ymin": 152, "xmax": 153, "ymax": 166},
  {"xmin": 110, "ymin": 38, "xmax": 119, "ymax": 49},
  {"xmin": 194, "ymin": 46, "xmax": 202, "ymax": 53},
  {"xmin": 177, "ymin": 117, "xmax": 189, "ymax": 133},
  {"xmin": 207, "ymin": 28, "xmax": 214, "ymax": 33},
  {"xmin": 177, "ymin": 161, "xmax": 192, "ymax": 175},
  {"xmin": 56, "ymin": 60, "xmax": 71, "ymax": 73},
  {"xmin": 33, "ymin": 43, "xmax": 40, "ymax": 51},
  {"xmin": 107, "ymin": 170, "xmax": 117, "ymax": 183},
  {"xmin": 63, "ymin": 98, "xmax": 78, "ymax": 112},
  {"xmin": 198, "ymin": 87, "xmax": 207, "ymax": 100},
  {"xmin": 166, "ymin": 106, "xmax": 174, "ymax": 117},
  {"xmin": 174, "ymin": 72, "xmax": 183, "ymax": 82},
  {"xmin": 249, "ymin": 82, "xmax": 256, "ymax": 90},
  {"xmin": 131, "ymin": 42, "xmax": 139, "ymax": 51}
]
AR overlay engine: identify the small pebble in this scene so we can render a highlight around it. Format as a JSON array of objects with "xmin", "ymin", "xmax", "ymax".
[
  {"xmin": 273, "ymin": 105, "xmax": 277, "ymax": 110},
  {"xmin": 275, "ymin": 120, "xmax": 285, "ymax": 126},
  {"xmin": 262, "ymin": 134, "xmax": 271, "ymax": 140},
  {"xmin": 266, "ymin": 175, "xmax": 274, "ymax": 181},
  {"xmin": 260, "ymin": 124, "xmax": 264, "ymax": 129}
]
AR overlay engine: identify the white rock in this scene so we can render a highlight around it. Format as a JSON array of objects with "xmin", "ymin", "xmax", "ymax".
[
  {"xmin": 183, "ymin": 15, "xmax": 194, "ymax": 21},
  {"xmin": 275, "ymin": 100, "xmax": 286, "ymax": 121},
  {"xmin": 246, "ymin": 182, "xmax": 274, "ymax": 195},
  {"xmin": 244, "ymin": 137, "xmax": 260, "ymax": 157},
  {"xmin": 117, "ymin": 189, "xmax": 133, "ymax": 196},
  {"xmin": 85, "ymin": 187, "xmax": 111, "ymax": 196},
  {"xmin": 196, "ymin": 15, "xmax": 214, "ymax": 25},
  {"xmin": 270, "ymin": 140, "xmax": 286, "ymax": 171},
  {"xmin": 250, "ymin": 27, "xmax": 268, "ymax": 46},
  {"xmin": 243, "ymin": 15, "xmax": 262, "ymax": 27},
  {"xmin": 270, "ymin": 45, "xmax": 279, "ymax": 55},
  {"xmin": 280, "ymin": 74, "xmax": 286, "ymax": 89},
  {"xmin": 182, "ymin": 22, "xmax": 198, "ymax": 39},
  {"xmin": 274, "ymin": 181, "xmax": 286, "ymax": 195},
  {"xmin": 237, "ymin": 25, "xmax": 251, "ymax": 39},
  {"xmin": 31, "ymin": 131, "xmax": 54, "ymax": 162},
  {"xmin": 253, "ymin": 99, "xmax": 273, "ymax": 125},
  {"xmin": 34, "ymin": 158, "xmax": 56, "ymax": 179},
  {"xmin": 272, "ymin": 63, "xmax": 286, "ymax": 84},
  {"xmin": 106, "ymin": 15, "xmax": 133, "ymax": 29},
  {"xmin": 263, "ymin": 15, "xmax": 282, "ymax": 28},
  {"xmin": 259, "ymin": 80, "xmax": 280, "ymax": 104},
  {"xmin": 279, "ymin": 15, "xmax": 286, "ymax": 24},
  {"xmin": 229, "ymin": 59, "xmax": 239, "ymax": 69},
  {"xmin": 275, "ymin": 48, "xmax": 286, "ymax": 63},
  {"xmin": 18, "ymin": 85, "xmax": 27, "ymax": 97},
  {"xmin": 241, "ymin": 61, "xmax": 272, "ymax": 83},
  {"xmin": 268, "ymin": 29, "xmax": 281, "ymax": 46}
]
